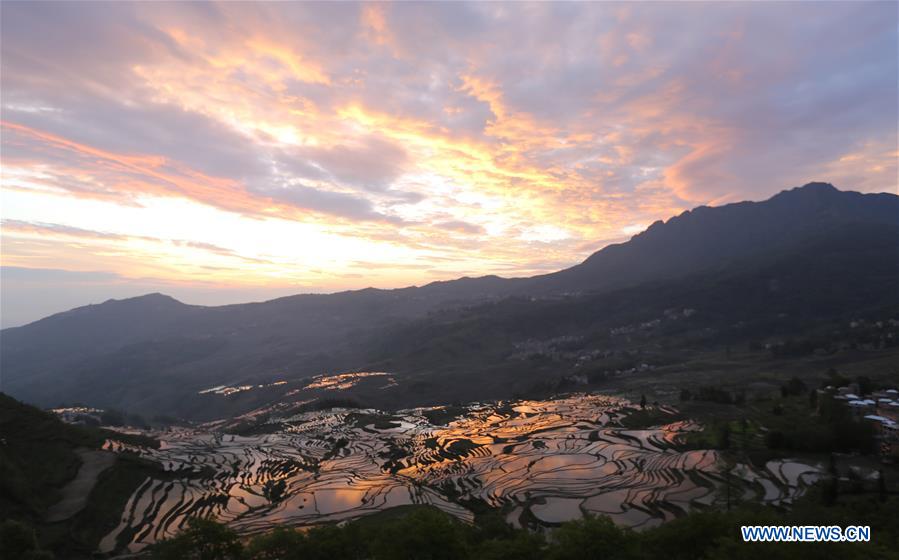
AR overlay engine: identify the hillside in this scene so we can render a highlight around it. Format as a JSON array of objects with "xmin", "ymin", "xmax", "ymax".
[
  {"xmin": 1, "ymin": 183, "xmax": 896, "ymax": 419},
  {"xmin": 367, "ymin": 221, "xmax": 899, "ymax": 407},
  {"xmin": 0, "ymin": 393, "xmax": 166, "ymax": 558}
]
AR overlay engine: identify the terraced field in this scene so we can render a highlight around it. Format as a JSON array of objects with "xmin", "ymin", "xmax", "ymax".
[{"xmin": 99, "ymin": 394, "xmax": 821, "ymax": 553}]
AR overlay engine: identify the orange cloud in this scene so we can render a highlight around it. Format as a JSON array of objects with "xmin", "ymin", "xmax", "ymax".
[{"xmin": 1, "ymin": 1, "xmax": 894, "ymax": 306}]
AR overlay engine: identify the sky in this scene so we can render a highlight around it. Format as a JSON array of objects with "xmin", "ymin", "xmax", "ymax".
[{"xmin": 1, "ymin": 1, "xmax": 897, "ymax": 328}]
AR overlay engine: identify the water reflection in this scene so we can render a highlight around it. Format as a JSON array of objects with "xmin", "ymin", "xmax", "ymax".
[{"xmin": 100, "ymin": 394, "xmax": 820, "ymax": 553}]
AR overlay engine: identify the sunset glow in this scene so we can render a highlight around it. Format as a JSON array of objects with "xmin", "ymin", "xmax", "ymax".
[{"xmin": 1, "ymin": 2, "xmax": 896, "ymax": 326}]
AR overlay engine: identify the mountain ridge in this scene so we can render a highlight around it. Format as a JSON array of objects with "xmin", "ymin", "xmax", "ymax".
[
  {"xmin": 5, "ymin": 181, "xmax": 894, "ymax": 329},
  {"xmin": 1, "ymin": 182, "xmax": 896, "ymax": 417}
]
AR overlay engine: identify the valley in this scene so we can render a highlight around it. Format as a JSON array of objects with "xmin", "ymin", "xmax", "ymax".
[
  {"xmin": 2, "ymin": 184, "xmax": 897, "ymax": 559},
  {"xmin": 98, "ymin": 393, "xmax": 823, "ymax": 554},
  {"xmin": 3, "ymin": 184, "xmax": 897, "ymax": 423}
]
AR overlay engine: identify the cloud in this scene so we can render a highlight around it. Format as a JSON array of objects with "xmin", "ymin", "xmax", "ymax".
[
  {"xmin": 0, "ymin": 1, "xmax": 895, "ymax": 309},
  {"xmin": 247, "ymin": 181, "xmax": 407, "ymax": 224},
  {"xmin": 1, "ymin": 219, "xmax": 273, "ymax": 266},
  {"xmin": 0, "ymin": 266, "xmax": 122, "ymax": 284},
  {"xmin": 1, "ymin": 219, "xmax": 133, "ymax": 241},
  {"xmin": 276, "ymin": 134, "xmax": 409, "ymax": 191},
  {"xmin": 1, "ymin": 121, "xmax": 407, "ymax": 225},
  {"xmin": 433, "ymin": 220, "xmax": 486, "ymax": 235}
]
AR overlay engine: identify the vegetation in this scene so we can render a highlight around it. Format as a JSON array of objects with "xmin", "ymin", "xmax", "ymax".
[
  {"xmin": 0, "ymin": 393, "xmax": 105, "ymax": 520},
  {"xmin": 615, "ymin": 406, "xmax": 685, "ymax": 429},
  {"xmin": 0, "ymin": 394, "xmax": 166, "ymax": 558},
  {"xmin": 677, "ymin": 391, "xmax": 878, "ymax": 460},
  {"xmin": 148, "ymin": 493, "xmax": 899, "ymax": 560},
  {"xmin": 0, "ymin": 520, "xmax": 54, "ymax": 560},
  {"xmin": 762, "ymin": 396, "xmax": 877, "ymax": 455},
  {"xmin": 151, "ymin": 518, "xmax": 243, "ymax": 560}
]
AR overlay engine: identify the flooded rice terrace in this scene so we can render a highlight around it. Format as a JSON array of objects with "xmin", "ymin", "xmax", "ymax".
[{"xmin": 100, "ymin": 394, "xmax": 821, "ymax": 553}]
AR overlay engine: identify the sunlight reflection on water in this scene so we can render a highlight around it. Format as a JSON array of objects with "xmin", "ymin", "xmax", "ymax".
[{"xmin": 99, "ymin": 393, "xmax": 821, "ymax": 553}]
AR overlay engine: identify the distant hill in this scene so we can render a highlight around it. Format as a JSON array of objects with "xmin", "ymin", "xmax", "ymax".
[
  {"xmin": 0, "ymin": 283, "xmax": 515, "ymax": 417},
  {"xmin": 1, "ymin": 183, "xmax": 896, "ymax": 418}
]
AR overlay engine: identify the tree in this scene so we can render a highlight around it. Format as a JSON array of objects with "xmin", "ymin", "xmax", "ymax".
[
  {"xmin": 739, "ymin": 417, "xmax": 749, "ymax": 451},
  {"xmin": 781, "ymin": 377, "xmax": 807, "ymax": 397},
  {"xmin": 548, "ymin": 515, "xmax": 639, "ymax": 560},
  {"xmin": 765, "ymin": 430, "xmax": 788, "ymax": 450},
  {"xmin": 245, "ymin": 527, "xmax": 307, "ymax": 560},
  {"xmin": 0, "ymin": 520, "xmax": 53, "ymax": 560},
  {"xmin": 100, "ymin": 408, "xmax": 125, "ymax": 427},
  {"xmin": 718, "ymin": 423, "xmax": 731, "ymax": 450},
  {"xmin": 127, "ymin": 413, "xmax": 149, "ymax": 429},
  {"xmin": 475, "ymin": 531, "xmax": 546, "ymax": 560},
  {"xmin": 367, "ymin": 508, "xmax": 471, "ymax": 560},
  {"xmin": 150, "ymin": 518, "xmax": 242, "ymax": 560},
  {"xmin": 723, "ymin": 461, "xmax": 736, "ymax": 511},
  {"xmin": 639, "ymin": 394, "xmax": 647, "ymax": 410},
  {"xmin": 856, "ymin": 376, "xmax": 874, "ymax": 396},
  {"xmin": 825, "ymin": 368, "xmax": 850, "ymax": 388},
  {"xmin": 822, "ymin": 454, "xmax": 840, "ymax": 506}
]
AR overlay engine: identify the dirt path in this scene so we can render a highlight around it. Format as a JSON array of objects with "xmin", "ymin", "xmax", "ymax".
[{"xmin": 46, "ymin": 448, "xmax": 116, "ymax": 522}]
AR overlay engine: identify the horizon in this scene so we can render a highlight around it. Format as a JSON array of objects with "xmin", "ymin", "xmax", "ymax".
[
  {"xmin": 2, "ymin": 2, "xmax": 897, "ymax": 327},
  {"xmin": 2, "ymin": 181, "xmax": 894, "ymax": 329}
]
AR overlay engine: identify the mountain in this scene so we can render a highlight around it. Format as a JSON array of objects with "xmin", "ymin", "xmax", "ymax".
[
  {"xmin": 1, "ymin": 183, "xmax": 896, "ymax": 419},
  {"xmin": 526, "ymin": 182, "xmax": 898, "ymax": 294},
  {"xmin": 371, "ymin": 218, "xmax": 899, "ymax": 406}
]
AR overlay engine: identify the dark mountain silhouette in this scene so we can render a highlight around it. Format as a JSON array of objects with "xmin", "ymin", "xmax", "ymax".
[
  {"xmin": 1, "ymin": 183, "xmax": 896, "ymax": 418},
  {"xmin": 525, "ymin": 182, "xmax": 898, "ymax": 294},
  {"xmin": 371, "ymin": 219, "xmax": 898, "ymax": 406}
]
